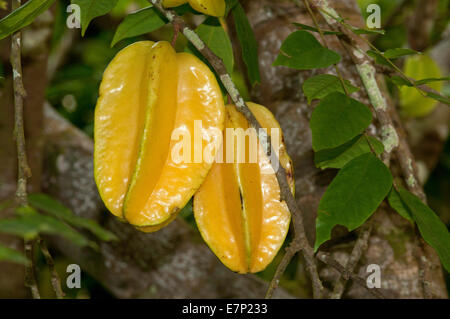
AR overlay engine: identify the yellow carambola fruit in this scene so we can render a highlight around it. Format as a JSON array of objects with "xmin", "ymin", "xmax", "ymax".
[
  {"xmin": 163, "ymin": 0, "xmax": 225, "ymax": 17},
  {"xmin": 193, "ymin": 103, "xmax": 294, "ymax": 273},
  {"xmin": 94, "ymin": 41, "xmax": 225, "ymax": 230},
  {"xmin": 399, "ymin": 53, "xmax": 443, "ymax": 117}
]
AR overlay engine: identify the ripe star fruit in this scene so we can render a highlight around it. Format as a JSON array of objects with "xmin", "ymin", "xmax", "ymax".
[
  {"xmin": 163, "ymin": 0, "xmax": 225, "ymax": 17},
  {"xmin": 94, "ymin": 41, "xmax": 225, "ymax": 231},
  {"xmin": 399, "ymin": 53, "xmax": 443, "ymax": 117},
  {"xmin": 194, "ymin": 103, "xmax": 294, "ymax": 273}
]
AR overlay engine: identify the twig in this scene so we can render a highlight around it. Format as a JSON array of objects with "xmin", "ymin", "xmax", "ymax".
[
  {"xmin": 149, "ymin": 0, "xmax": 324, "ymax": 298},
  {"xmin": 10, "ymin": 0, "xmax": 41, "ymax": 299},
  {"xmin": 330, "ymin": 223, "xmax": 372, "ymax": 299},
  {"xmin": 265, "ymin": 241, "xmax": 300, "ymax": 298},
  {"xmin": 39, "ymin": 239, "xmax": 64, "ymax": 299},
  {"xmin": 11, "ymin": 0, "xmax": 30, "ymax": 204},
  {"xmin": 171, "ymin": 22, "xmax": 181, "ymax": 48},
  {"xmin": 316, "ymin": 251, "xmax": 386, "ymax": 299}
]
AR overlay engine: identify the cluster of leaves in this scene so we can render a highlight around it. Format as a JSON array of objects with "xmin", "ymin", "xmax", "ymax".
[
  {"xmin": 274, "ymin": 23, "xmax": 450, "ymax": 271},
  {"xmin": 0, "ymin": 194, "xmax": 117, "ymax": 264}
]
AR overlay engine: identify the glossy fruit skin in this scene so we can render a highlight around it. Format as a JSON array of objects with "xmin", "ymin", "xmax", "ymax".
[
  {"xmin": 94, "ymin": 41, "xmax": 224, "ymax": 231},
  {"xmin": 399, "ymin": 53, "xmax": 443, "ymax": 117},
  {"xmin": 193, "ymin": 103, "xmax": 294, "ymax": 274},
  {"xmin": 163, "ymin": 0, "xmax": 225, "ymax": 17}
]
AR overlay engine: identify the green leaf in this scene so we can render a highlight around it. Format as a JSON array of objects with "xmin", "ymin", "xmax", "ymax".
[
  {"xmin": 391, "ymin": 76, "xmax": 450, "ymax": 88},
  {"xmin": 0, "ymin": 244, "xmax": 28, "ymax": 265},
  {"xmin": 188, "ymin": 17, "xmax": 234, "ymax": 74},
  {"xmin": 426, "ymin": 91, "xmax": 450, "ymax": 106},
  {"xmin": 292, "ymin": 23, "xmax": 342, "ymax": 35},
  {"xmin": 315, "ymin": 135, "xmax": 383, "ymax": 169},
  {"xmin": 367, "ymin": 50, "xmax": 390, "ymax": 66},
  {"xmin": 0, "ymin": 0, "xmax": 56, "ymax": 40},
  {"xmin": 352, "ymin": 28, "xmax": 385, "ymax": 35},
  {"xmin": 310, "ymin": 92, "xmax": 372, "ymax": 151},
  {"xmin": 291, "ymin": 24, "xmax": 385, "ymax": 36},
  {"xmin": 303, "ymin": 74, "xmax": 359, "ymax": 104},
  {"xmin": 397, "ymin": 188, "xmax": 450, "ymax": 272},
  {"xmin": 28, "ymin": 193, "xmax": 117, "ymax": 242},
  {"xmin": 315, "ymin": 153, "xmax": 393, "ymax": 250},
  {"xmin": 72, "ymin": 0, "xmax": 120, "ymax": 36},
  {"xmin": 0, "ymin": 206, "xmax": 97, "ymax": 249},
  {"xmin": 367, "ymin": 48, "xmax": 418, "ymax": 67},
  {"xmin": 274, "ymin": 31, "xmax": 341, "ymax": 70},
  {"xmin": 111, "ymin": 6, "xmax": 166, "ymax": 47},
  {"xmin": 383, "ymin": 48, "xmax": 419, "ymax": 59},
  {"xmin": 387, "ymin": 187, "xmax": 414, "ymax": 223},
  {"xmin": 390, "ymin": 75, "xmax": 413, "ymax": 87},
  {"xmin": 415, "ymin": 76, "xmax": 450, "ymax": 86},
  {"xmin": 232, "ymin": 3, "xmax": 260, "ymax": 85}
]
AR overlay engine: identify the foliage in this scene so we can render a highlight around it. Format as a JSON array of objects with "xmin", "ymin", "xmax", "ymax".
[
  {"xmin": 273, "ymin": 30, "xmax": 341, "ymax": 70},
  {"xmin": 231, "ymin": 2, "xmax": 260, "ymax": 85},
  {"xmin": 0, "ymin": 0, "xmax": 56, "ymax": 40}
]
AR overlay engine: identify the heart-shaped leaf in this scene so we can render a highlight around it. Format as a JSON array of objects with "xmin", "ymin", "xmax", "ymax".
[
  {"xmin": 111, "ymin": 6, "xmax": 166, "ymax": 47},
  {"xmin": 273, "ymin": 30, "xmax": 341, "ymax": 70},
  {"xmin": 303, "ymin": 74, "xmax": 359, "ymax": 104},
  {"xmin": 315, "ymin": 153, "xmax": 393, "ymax": 250},
  {"xmin": 315, "ymin": 135, "xmax": 383, "ymax": 169},
  {"xmin": 186, "ymin": 17, "xmax": 234, "ymax": 74},
  {"xmin": 72, "ymin": 0, "xmax": 120, "ymax": 36},
  {"xmin": 310, "ymin": 92, "xmax": 372, "ymax": 151}
]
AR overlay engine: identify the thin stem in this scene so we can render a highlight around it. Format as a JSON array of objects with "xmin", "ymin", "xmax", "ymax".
[
  {"xmin": 10, "ymin": 0, "xmax": 40, "ymax": 299},
  {"xmin": 265, "ymin": 241, "xmax": 300, "ymax": 298},
  {"xmin": 39, "ymin": 239, "xmax": 64, "ymax": 299},
  {"xmin": 24, "ymin": 241, "xmax": 40, "ymax": 299},
  {"xmin": 330, "ymin": 223, "xmax": 372, "ymax": 299},
  {"xmin": 149, "ymin": 0, "xmax": 324, "ymax": 298}
]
